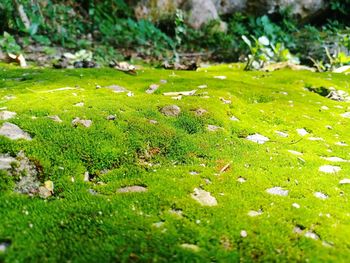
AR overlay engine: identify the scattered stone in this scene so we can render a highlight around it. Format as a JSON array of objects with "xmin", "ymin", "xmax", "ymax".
[
  {"xmin": 149, "ymin": 119, "xmax": 158, "ymax": 124},
  {"xmin": 0, "ymin": 241, "xmax": 10, "ymax": 252},
  {"xmin": 293, "ymin": 226, "xmax": 303, "ymax": 234},
  {"xmin": 198, "ymin": 85, "xmax": 207, "ymax": 89},
  {"xmin": 237, "ymin": 177, "xmax": 246, "ymax": 183},
  {"xmin": 0, "ymin": 154, "xmax": 16, "ymax": 170},
  {"xmin": 321, "ymin": 157, "xmax": 349, "ymax": 162},
  {"xmin": 152, "ymin": 221, "xmax": 165, "ymax": 228},
  {"xmin": 275, "ymin": 131, "xmax": 288, "ymax": 137},
  {"xmin": 292, "ymin": 203, "xmax": 301, "ymax": 209},
  {"xmin": 304, "ymin": 231, "xmax": 320, "ymax": 240},
  {"xmin": 308, "ymin": 137, "xmax": 324, "ymax": 141},
  {"xmin": 180, "ymin": 243, "xmax": 200, "ymax": 252},
  {"xmin": 339, "ymin": 179, "xmax": 350, "ymax": 185},
  {"xmin": 189, "ymin": 171, "xmax": 199, "ymax": 175},
  {"xmin": 240, "ymin": 230, "xmax": 248, "ymax": 238},
  {"xmin": 214, "ymin": 76, "xmax": 226, "ymax": 80},
  {"xmin": 48, "ymin": 115, "xmax": 62, "ymax": 123},
  {"xmin": 38, "ymin": 186, "xmax": 51, "ymax": 199},
  {"xmin": 194, "ymin": 108, "xmax": 207, "ymax": 116},
  {"xmin": 127, "ymin": 91, "xmax": 134, "ymax": 97},
  {"xmin": 160, "ymin": 79, "xmax": 167, "ymax": 84},
  {"xmin": 169, "ymin": 209, "xmax": 183, "ymax": 218},
  {"xmin": 117, "ymin": 185, "xmax": 148, "ymax": 193},
  {"xmin": 105, "ymin": 85, "xmax": 128, "ymax": 93},
  {"xmin": 335, "ymin": 142, "xmax": 348, "ymax": 146},
  {"xmin": 207, "ymin": 125, "xmax": 222, "ymax": 132},
  {"xmin": 319, "ymin": 165, "xmax": 341, "ymax": 173},
  {"xmin": 0, "ymin": 122, "xmax": 32, "ymax": 140},
  {"xmin": 0, "ymin": 111, "xmax": 16, "ymax": 120},
  {"xmin": 341, "ymin": 112, "xmax": 350, "ymax": 118},
  {"xmin": 266, "ymin": 187, "xmax": 289, "ymax": 196},
  {"xmin": 3, "ymin": 95, "xmax": 16, "ymax": 100},
  {"xmin": 288, "ymin": 150, "xmax": 303, "ymax": 156},
  {"xmin": 95, "ymin": 85, "xmax": 101, "ymax": 89},
  {"xmin": 172, "ymin": 95, "xmax": 182, "ymax": 100},
  {"xmin": 191, "ymin": 188, "xmax": 217, "ymax": 206},
  {"xmin": 88, "ymin": 189, "xmax": 97, "ymax": 195},
  {"xmin": 325, "ymin": 125, "xmax": 332, "ymax": 130},
  {"xmin": 248, "ymin": 210, "xmax": 263, "ymax": 217},
  {"xmin": 297, "ymin": 128, "xmax": 309, "ymax": 136},
  {"xmin": 229, "ymin": 116, "xmax": 239, "ymax": 121},
  {"xmin": 146, "ymin": 84, "xmax": 159, "ymax": 94},
  {"xmin": 160, "ymin": 105, "xmax": 181, "ymax": 117},
  {"xmin": 72, "ymin": 118, "xmax": 92, "ymax": 128},
  {"xmin": 106, "ymin": 115, "xmax": 116, "ymax": 121},
  {"xmin": 321, "ymin": 106, "xmax": 329, "ymax": 110},
  {"xmin": 163, "ymin": 90, "xmax": 197, "ymax": 96},
  {"xmin": 246, "ymin": 134, "xmax": 269, "ymax": 144},
  {"xmin": 314, "ymin": 192, "xmax": 328, "ymax": 200},
  {"xmin": 220, "ymin": 97, "xmax": 231, "ymax": 104},
  {"xmin": 74, "ymin": 102, "xmax": 84, "ymax": 107}
]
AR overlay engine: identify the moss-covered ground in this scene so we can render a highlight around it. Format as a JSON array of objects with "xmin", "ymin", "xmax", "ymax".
[{"xmin": 0, "ymin": 63, "xmax": 349, "ymax": 262}]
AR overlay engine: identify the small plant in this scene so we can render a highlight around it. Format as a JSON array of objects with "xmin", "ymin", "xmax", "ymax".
[
  {"xmin": 242, "ymin": 35, "xmax": 298, "ymax": 70},
  {"xmin": 0, "ymin": 32, "xmax": 21, "ymax": 54}
]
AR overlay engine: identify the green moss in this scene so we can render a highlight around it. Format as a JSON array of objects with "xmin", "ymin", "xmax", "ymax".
[{"xmin": 0, "ymin": 63, "xmax": 349, "ymax": 262}]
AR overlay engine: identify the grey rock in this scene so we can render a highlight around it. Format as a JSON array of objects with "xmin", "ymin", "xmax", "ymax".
[
  {"xmin": 72, "ymin": 118, "xmax": 92, "ymax": 128},
  {"xmin": 48, "ymin": 115, "xmax": 63, "ymax": 123},
  {"xmin": 105, "ymin": 85, "xmax": 128, "ymax": 93},
  {"xmin": 266, "ymin": 187, "xmax": 289, "ymax": 196},
  {"xmin": 0, "ymin": 122, "xmax": 32, "ymax": 140},
  {"xmin": 106, "ymin": 115, "xmax": 116, "ymax": 121},
  {"xmin": 0, "ymin": 111, "xmax": 16, "ymax": 120},
  {"xmin": 191, "ymin": 188, "xmax": 217, "ymax": 206},
  {"xmin": 160, "ymin": 105, "xmax": 181, "ymax": 117},
  {"xmin": 117, "ymin": 185, "xmax": 148, "ymax": 193},
  {"xmin": 0, "ymin": 154, "xmax": 17, "ymax": 170},
  {"xmin": 246, "ymin": 133, "xmax": 269, "ymax": 144},
  {"xmin": 146, "ymin": 84, "xmax": 160, "ymax": 94}
]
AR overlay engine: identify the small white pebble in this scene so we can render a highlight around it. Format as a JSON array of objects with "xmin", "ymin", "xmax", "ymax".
[
  {"xmin": 240, "ymin": 230, "xmax": 247, "ymax": 238},
  {"xmin": 292, "ymin": 203, "xmax": 300, "ymax": 209}
]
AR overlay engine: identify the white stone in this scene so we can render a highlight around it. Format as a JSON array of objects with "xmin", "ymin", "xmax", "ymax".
[
  {"xmin": 275, "ymin": 131, "xmax": 288, "ymax": 137},
  {"xmin": 240, "ymin": 230, "xmax": 248, "ymax": 238},
  {"xmin": 0, "ymin": 111, "xmax": 16, "ymax": 120},
  {"xmin": 0, "ymin": 122, "xmax": 32, "ymax": 140},
  {"xmin": 180, "ymin": 243, "xmax": 200, "ymax": 252},
  {"xmin": 237, "ymin": 177, "xmax": 246, "ymax": 183},
  {"xmin": 230, "ymin": 116, "xmax": 239, "ymax": 121},
  {"xmin": 321, "ymin": 157, "xmax": 349, "ymax": 162},
  {"xmin": 207, "ymin": 125, "xmax": 222, "ymax": 132},
  {"xmin": 297, "ymin": 128, "xmax": 309, "ymax": 136},
  {"xmin": 321, "ymin": 106, "xmax": 329, "ymax": 110},
  {"xmin": 335, "ymin": 142, "xmax": 348, "ymax": 146},
  {"xmin": 288, "ymin": 150, "xmax": 303, "ymax": 156},
  {"xmin": 117, "ymin": 185, "xmax": 148, "ymax": 193},
  {"xmin": 292, "ymin": 203, "xmax": 300, "ymax": 209},
  {"xmin": 48, "ymin": 115, "xmax": 62, "ymax": 123},
  {"xmin": 266, "ymin": 187, "xmax": 289, "ymax": 196},
  {"xmin": 74, "ymin": 102, "xmax": 84, "ymax": 107},
  {"xmin": 0, "ymin": 155, "xmax": 16, "ymax": 170},
  {"xmin": 191, "ymin": 188, "xmax": 217, "ymax": 206},
  {"xmin": 304, "ymin": 231, "xmax": 319, "ymax": 240},
  {"xmin": 339, "ymin": 179, "xmax": 350, "ymax": 185},
  {"xmin": 341, "ymin": 112, "xmax": 350, "ymax": 118},
  {"xmin": 214, "ymin": 76, "xmax": 226, "ymax": 80},
  {"xmin": 319, "ymin": 165, "xmax": 341, "ymax": 173},
  {"xmin": 308, "ymin": 137, "xmax": 324, "ymax": 141},
  {"xmin": 72, "ymin": 118, "xmax": 92, "ymax": 128},
  {"xmin": 246, "ymin": 134, "xmax": 269, "ymax": 144},
  {"xmin": 248, "ymin": 210, "xmax": 263, "ymax": 217},
  {"xmin": 314, "ymin": 192, "xmax": 328, "ymax": 200}
]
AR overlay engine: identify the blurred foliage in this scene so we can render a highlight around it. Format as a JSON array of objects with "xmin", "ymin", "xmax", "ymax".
[{"xmin": 0, "ymin": 0, "xmax": 349, "ymax": 65}]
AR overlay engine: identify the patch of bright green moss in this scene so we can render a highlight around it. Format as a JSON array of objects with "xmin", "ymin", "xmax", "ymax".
[{"xmin": 0, "ymin": 63, "xmax": 349, "ymax": 262}]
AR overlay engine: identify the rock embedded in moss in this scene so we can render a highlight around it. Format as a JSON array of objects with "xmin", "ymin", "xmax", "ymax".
[
  {"xmin": 160, "ymin": 105, "xmax": 181, "ymax": 117},
  {"xmin": 0, "ymin": 111, "xmax": 16, "ymax": 120},
  {"xmin": 191, "ymin": 188, "xmax": 217, "ymax": 206},
  {"xmin": 0, "ymin": 122, "xmax": 32, "ymax": 140}
]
